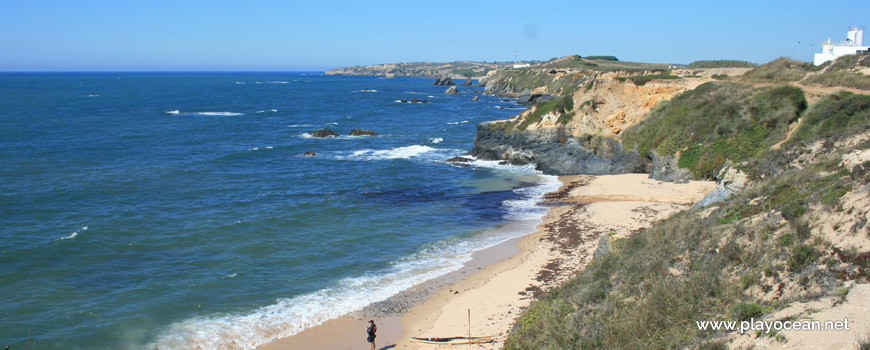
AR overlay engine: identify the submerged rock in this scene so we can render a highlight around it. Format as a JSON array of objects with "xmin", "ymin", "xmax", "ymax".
[
  {"xmin": 446, "ymin": 156, "xmax": 474, "ymax": 167},
  {"xmin": 311, "ymin": 129, "xmax": 339, "ymax": 138},
  {"xmin": 471, "ymin": 96, "xmax": 480, "ymax": 101},
  {"xmin": 446, "ymin": 156, "xmax": 474, "ymax": 163},
  {"xmin": 303, "ymin": 151, "xmax": 318, "ymax": 157},
  {"xmin": 349, "ymin": 128, "xmax": 376, "ymax": 136}
]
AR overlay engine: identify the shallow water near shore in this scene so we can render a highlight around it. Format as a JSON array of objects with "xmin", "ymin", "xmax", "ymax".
[{"xmin": 0, "ymin": 72, "xmax": 556, "ymax": 349}]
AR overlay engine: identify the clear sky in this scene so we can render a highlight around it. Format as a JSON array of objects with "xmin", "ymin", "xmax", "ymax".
[{"xmin": 1, "ymin": 0, "xmax": 867, "ymax": 71}]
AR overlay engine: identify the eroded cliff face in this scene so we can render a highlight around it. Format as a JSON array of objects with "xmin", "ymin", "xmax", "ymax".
[
  {"xmin": 525, "ymin": 72, "xmax": 707, "ymax": 136},
  {"xmin": 474, "ymin": 71, "xmax": 708, "ymax": 176}
]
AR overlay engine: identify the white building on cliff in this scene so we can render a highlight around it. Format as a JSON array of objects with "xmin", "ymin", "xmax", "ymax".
[{"xmin": 813, "ymin": 26, "xmax": 869, "ymax": 66}]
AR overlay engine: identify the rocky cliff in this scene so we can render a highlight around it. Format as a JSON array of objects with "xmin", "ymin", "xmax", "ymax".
[
  {"xmin": 473, "ymin": 66, "xmax": 710, "ymax": 177},
  {"xmin": 472, "ymin": 121, "xmax": 649, "ymax": 175}
]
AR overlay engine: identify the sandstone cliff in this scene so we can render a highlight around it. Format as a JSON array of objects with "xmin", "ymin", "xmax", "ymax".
[{"xmin": 473, "ymin": 67, "xmax": 713, "ymax": 176}]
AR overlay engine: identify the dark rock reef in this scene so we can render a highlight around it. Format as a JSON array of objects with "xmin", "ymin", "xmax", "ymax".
[
  {"xmin": 433, "ymin": 76, "xmax": 456, "ymax": 86},
  {"xmin": 349, "ymin": 128, "xmax": 377, "ymax": 136},
  {"xmin": 471, "ymin": 122, "xmax": 650, "ymax": 175},
  {"xmin": 310, "ymin": 129, "xmax": 339, "ymax": 138}
]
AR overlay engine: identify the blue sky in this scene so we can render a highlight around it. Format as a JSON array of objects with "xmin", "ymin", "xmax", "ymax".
[{"xmin": 1, "ymin": 0, "xmax": 867, "ymax": 71}]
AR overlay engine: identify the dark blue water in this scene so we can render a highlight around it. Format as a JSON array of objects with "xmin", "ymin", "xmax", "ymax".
[{"xmin": 0, "ymin": 73, "xmax": 556, "ymax": 349}]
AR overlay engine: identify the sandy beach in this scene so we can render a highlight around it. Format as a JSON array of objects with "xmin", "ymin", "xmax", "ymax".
[{"xmin": 258, "ymin": 174, "xmax": 715, "ymax": 349}]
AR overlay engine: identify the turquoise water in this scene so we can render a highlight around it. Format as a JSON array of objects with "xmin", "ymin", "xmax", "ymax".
[{"xmin": 0, "ymin": 73, "xmax": 556, "ymax": 349}]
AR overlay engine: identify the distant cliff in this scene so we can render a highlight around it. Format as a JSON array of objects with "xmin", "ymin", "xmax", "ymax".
[{"xmin": 324, "ymin": 61, "xmax": 512, "ymax": 79}]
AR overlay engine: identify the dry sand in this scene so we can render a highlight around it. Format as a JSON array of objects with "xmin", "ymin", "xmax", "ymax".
[{"xmin": 257, "ymin": 174, "xmax": 715, "ymax": 349}]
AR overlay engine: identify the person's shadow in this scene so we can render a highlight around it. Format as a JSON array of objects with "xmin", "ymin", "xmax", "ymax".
[{"xmin": 379, "ymin": 345, "xmax": 396, "ymax": 350}]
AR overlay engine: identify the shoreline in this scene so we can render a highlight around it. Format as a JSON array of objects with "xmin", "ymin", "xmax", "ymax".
[{"xmin": 258, "ymin": 174, "xmax": 715, "ymax": 349}]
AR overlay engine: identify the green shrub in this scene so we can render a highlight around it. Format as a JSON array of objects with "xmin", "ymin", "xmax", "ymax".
[
  {"xmin": 803, "ymin": 71, "xmax": 870, "ymax": 90},
  {"xmin": 788, "ymin": 91, "xmax": 870, "ymax": 144},
  {"xmin": 733, "ymin": 303, "xmax": 764, "ymax": 321},
  {"xmin": 788, "ymin": 244, "xmax": 818, "ymax": 271},
  {"xmin": 712, "ymin": 74, "xmax": 729, "ymax": 80},
  {"xmin": 778, "ymin": 233, "xmax": 794, "ymax": 246}
]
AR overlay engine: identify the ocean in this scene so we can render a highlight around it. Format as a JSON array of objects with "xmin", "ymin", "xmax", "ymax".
[{"xmin": 0, "ymin": 72, "xmax": 558, "ymax": 349}]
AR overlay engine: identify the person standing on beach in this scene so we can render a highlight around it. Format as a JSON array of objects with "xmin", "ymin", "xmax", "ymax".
[{"xmin": 366, "ymin": 320, "xmax": 377, "ymax": 350}]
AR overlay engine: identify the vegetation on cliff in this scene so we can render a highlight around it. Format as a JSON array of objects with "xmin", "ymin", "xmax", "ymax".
[
  {"xmin": 802, "ymin": 52, "xmax": 870, "ymax": 90},
  {"xmin": 741, "ymin": 57, "xmax": 811, "ymax": 83},
  {"xmin": 622, "ymin": 82, "xmax": 807, "ymax": 179},
  {"xmin": 688, "ymin": 59, "xmax": 757, "ymax": 68},
  {"xmin": 506, "ymin": 91, "xmax": 870, "ymax": 350},
  {"xmin": 614, "ymin": 73, "xmax": 680, "ymax": 86}
]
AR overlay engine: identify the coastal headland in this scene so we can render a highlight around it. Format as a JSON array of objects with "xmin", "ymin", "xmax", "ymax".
[{"xmin": 262, "ymin": 53, "xmax": 870, "ymax": 349}]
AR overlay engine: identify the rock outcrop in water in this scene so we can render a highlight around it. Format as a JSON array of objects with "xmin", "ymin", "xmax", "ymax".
[
  {"xmin": 311, "ymin": 129, "xmax": 339, "ymax": 138},
  {"xmin": 349, "ymin": 128, "xmax": 376, "ymax": 136},
  {"xmin": 445, "ymin": 86, "xmax": 458, "ymax": 94},
  {"xmin": 434, "ymin": 76, "xmax": 456, "ymax": 86}
]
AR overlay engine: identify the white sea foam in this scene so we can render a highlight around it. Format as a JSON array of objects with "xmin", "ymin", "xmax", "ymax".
[
  {"xmin": 166, "ymin": 110, "xmax": 242, "ymax": 116},
  {"xmin": 446, "ymin": 122, "xmax": 459, "ymax": 125},
  {"xmin": 341, "ymin": 145, "xmax": 459, "ymax": 161},
  {"xmin": 149, "ymin": 161, "xmax": 559, "ymax": 350},
  {"xmin": 235, "ymin": 82, "xmax": 246, "ymax": 85},
  {"xmin": 149, "ymin": 240, "xmax": 475, "ymax": 350},
  {"xmin": 265, "ymin": 81, "xmax": 289, "ymax": 84},
  {"xmin": 503, "ymin": 175, "xmax": 561, "ymax": 220},
  {"xmin": 193, "ymin": 112, "xmax": 243, "ymax": 116},
  {"xmin": 149, "ymin": 170, "xmax": 559, "ymax": 350},
  {"xmin": 271, "ymin": 109, "xmax": 278, "ymax": 112},
  {"xmin": 430, "ymin": 137, "xmax": 443, "ymax": 144},
  {"xmin": 287, "ymin": 124, "xmax": 313, "ymax": 128},
  {"xmin": 326, "ymin": 122, "xmax": 338, "ymax": 125},
  {"xmin": 60, "ymin": 226, "xmax": 88, "ymax": 240},
  {"xmin": 299, "ymin": 133, "xmax": 313, "ymax": 138}
]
